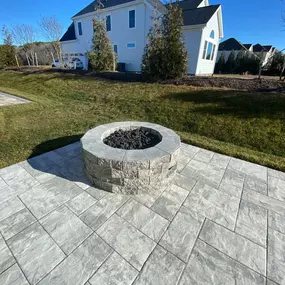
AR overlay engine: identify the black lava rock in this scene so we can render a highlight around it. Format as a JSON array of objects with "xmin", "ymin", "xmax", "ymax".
[{"xmin": 103, "ymin": 128, "xmax": 161, "ymax": 150}]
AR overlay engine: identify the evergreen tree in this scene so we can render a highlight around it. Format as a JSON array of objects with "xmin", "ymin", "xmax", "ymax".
[
  {"xmin": 268, "ymin": 53, "xmax": 285, "ymax": 76},
  {"xmin": 88, "ymin": 17, "xmax": 116, "ymax": 71},
  {"xmin": 214, "ymin": 51, "xmax": 226, "ymax": 74},
  {"xmin": 142, "ymin": 3, "xmax": 187, "ymax": 80},
  {"xmin": 242, "ymin": 51, "xmax": 251, "ymax": 74},
  {"xmin": 0, "ymin": 25, "xmax": 17, "ymax": 67},
  {"xmin": 247, "ymin": 54, "xmax": 260, "ymax": 74},
  {"xmin": 225, "ymin": 50, "xmax": 236, "ymax": 74},
  {"xmin": 235, "ymin": 50, "xmax": 244, "ymax": 74}
]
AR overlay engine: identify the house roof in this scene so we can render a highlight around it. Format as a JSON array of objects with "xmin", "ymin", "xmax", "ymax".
[
  {"xmin": 263, "ymin": 45, "xmax": 273, "ymax": 52},
  {"xmin": 73, "ymin": 0, "xmax": 136, "ymax": 18},
  {"xmin": 243, "ymin": 44, "xmax": 252, "ymax": 49},
  {"xmin": 218, "ymin": 38, "xmax": 246, "ymax": 51},
  {"xmin": 182, "ymin": 5, "xmax": 221, "ymax": 26},
  {"xmin": 253, "ymin": 44, "xmax": 266, "ymax": 52},
  {"xmin": 60, "ymin": 23, "xmax": 76, "ymax": 42},
  {"xmin": 167, "ymin": 0, "xmax": 203, "ymax": 11}
]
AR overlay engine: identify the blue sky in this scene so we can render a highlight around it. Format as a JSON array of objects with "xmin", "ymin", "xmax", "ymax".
[{"xmin": 0, "ymin": 0, "xmax": 284, "ymax": 49}]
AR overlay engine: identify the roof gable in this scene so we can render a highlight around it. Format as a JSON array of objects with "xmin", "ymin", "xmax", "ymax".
[
  {"xmin": 263, "ymin": 45, "xmax": 273, "ymax": 52},
  {"xmin": 218, "ymin": 38, "xmax": 246, "ymax": 51},
  {"xmin": 166, "ymin": 0, "xmax": 203, "ymax": 11},
  {"xmin": 253, "ymin": 44, "xmax": 266, "ymax": 52},
  {"xmin": 243, "ymin": 44, "xmax": 252, "ymax": 49},
  {"xmin": 182, "ymin": 4, "xmax": 220, "ymax": 26},
  {"xmin": 60, "ymin": 23, "xmax": 76, "ymax": 42}
]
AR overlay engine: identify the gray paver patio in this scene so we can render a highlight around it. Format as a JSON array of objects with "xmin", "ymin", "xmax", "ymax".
[{"xmin": 1, "ymin": 141, "xmax": 285, "ymax": 284}]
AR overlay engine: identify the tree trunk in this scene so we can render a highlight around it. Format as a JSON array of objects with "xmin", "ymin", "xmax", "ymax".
[
  {"xmin": 258, "ymin": 62, "xmax": 262, "ymax": 81},
  {"xmin": 26, "ymin": 53, "xmax": 30, "ymax": 66},
  {"xmin": 15, "ymin": 54, "xmax": 19, "ymax": 67},
  {"xmin": 279, "ymin": 62, "xmax": 285, "ymax": 81}
]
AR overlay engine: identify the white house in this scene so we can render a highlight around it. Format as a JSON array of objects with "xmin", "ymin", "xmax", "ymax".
[
  {"xmin": 60, "ymin": 0, "xmax": 224, "ymax": 75},
  {"xmin": 217, "ymin": 38, "xmax": 276, "ymax": 67}
]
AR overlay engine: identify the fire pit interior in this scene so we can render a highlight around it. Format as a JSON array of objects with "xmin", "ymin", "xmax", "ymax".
[
  {"xmin": 103, "ymin": 127, "xmax": 162, "ymax": 150},
  {"xmin": 81, "ymin": 122, "xmax": 181, "ymax": 195}
]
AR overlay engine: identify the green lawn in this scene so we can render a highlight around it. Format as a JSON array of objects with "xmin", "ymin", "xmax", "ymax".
[{"xmin": 0, "ymin": 70, "xmax": 285, "ymax": 171}]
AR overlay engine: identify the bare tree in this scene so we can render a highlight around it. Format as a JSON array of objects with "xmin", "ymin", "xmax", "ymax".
[
  {"xmin": 39, "ymin": 16, "xmax": 63, "ymax": 63},
  {"xmin": 2, "ymin": 25, "xmax": 13, "ymax": 45},
  {"xmin": 12, "ymin": 24, "xmax": 37, "ymax": 65}
]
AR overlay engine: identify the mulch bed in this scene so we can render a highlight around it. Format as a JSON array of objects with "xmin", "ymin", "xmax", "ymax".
[
  {"xmin": 103, "ymin": 128, "xmax": 161, "ymax": 150},
  {"xmin": 3, "ymin": 66, "xmax": 285, "ymax": 92}
]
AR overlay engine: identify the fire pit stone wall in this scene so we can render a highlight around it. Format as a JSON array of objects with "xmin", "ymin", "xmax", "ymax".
[{"xmin": 81, "ymin": 122, "xmax": 181, "ymax": 195}]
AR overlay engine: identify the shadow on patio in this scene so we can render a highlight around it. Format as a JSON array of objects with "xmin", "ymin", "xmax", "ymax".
[{"xmin": 27, "ymin": 135, "xmax": 90, "ymax": 188}]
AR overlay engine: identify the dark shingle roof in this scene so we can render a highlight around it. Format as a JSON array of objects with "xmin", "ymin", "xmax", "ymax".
[
  {"xmin": 73, "ymin": 0, "xmax": 136, "ymax": 17},
  {"xmin": 263, "ymin": 45, "xmax": 273, "ymax": 52},
  {"xmin": 243, "ymin": 44, "xmax": 252, "ymax": 49},
  {"xmin": 253, "ymin": 44, "xmax": 266, "ymax": 52},
  {"xmin": 60, "ymin": 23, "xmax": 76, "ymax": 42},
  {"xmin": 168, "ymin": 0, "xmax": 203, "ymax": 11},
  {"xmin": 218, "ymin": 38, "xmax": 246, "ymax": 51},
  {"xmin": 182, "ymin": 5, "xmax": 220, "ymax": 26}
]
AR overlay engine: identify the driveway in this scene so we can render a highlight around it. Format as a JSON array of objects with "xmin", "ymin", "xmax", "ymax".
[{"xmin": 0, "ymin": 142, "xmax": 284, "ymax": 285}]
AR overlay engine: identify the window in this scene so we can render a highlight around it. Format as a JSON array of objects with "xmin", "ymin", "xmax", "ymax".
[
  {"xmin": 106, "ymin": 15, "xmax": 111, "ymax": 32},
  {"xmin": 129, "ymin": 10, "xmax": 135, "ymax": 28},
  {"xmin": 127, "ymin": 43, "xmax": 136, "ymax": 48},
  {"xmin": 114, "ymin": 44, "xmax": 118, "ymax": 53},
  {"xmin": 210, "ymin": 30, "xmax": 215, "ymax": 39},
  {"xmin": 211, "ymin": 45, "xmax": 216, "ymax": 60},
  {"xmin": 78, "ymin": 22, "xmax": 82, "ymax": 36},
  {"xmin": 206, "ymin": 42, "xmax": 213, "ymax": 60},
  {"xmin": 202, "ymin": 41, "xmax": 216, "ymax": 60},
  {"xmin": 202, "ymin": 41, "xmax": 207, "ymax": 59}
]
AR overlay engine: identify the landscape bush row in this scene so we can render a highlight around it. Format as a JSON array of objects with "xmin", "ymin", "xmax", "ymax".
[{"xmin": 215, "ymin": 50, "xmax": 285, "ymax": 78}]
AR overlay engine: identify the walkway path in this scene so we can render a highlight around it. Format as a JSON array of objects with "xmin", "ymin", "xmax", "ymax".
[
  {"xmin": 0, "ymin": 142, "xmax": 284, "ymax": 285},
  {"xmin": 0, "ymin": 91, "xmax": 30, "ymax": 107}
]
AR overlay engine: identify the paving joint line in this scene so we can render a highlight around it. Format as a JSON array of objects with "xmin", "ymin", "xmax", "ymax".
[
  {"xmin": 198, "ymin": 238, "xmax": 267, "ymax": 279},
  {"xmin": 0, "ymin": 231, "xmax": 32, "ymax": 285}
]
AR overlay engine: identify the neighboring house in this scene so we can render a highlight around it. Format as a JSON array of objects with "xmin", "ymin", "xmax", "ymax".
[
  {"xmin": 60, "ymin": 0, "xmax": 224, "ymax": 75},
  {"xmin": 217, "ymin": 38, "xmax": 276, "ymax": 66},
  {"xmin": 243, "ymin": 44, "xmax": 253, "ymax": 52},
  {"xmin": 217, "ymin": 38, "xmax": 248, "ymax": 61}
]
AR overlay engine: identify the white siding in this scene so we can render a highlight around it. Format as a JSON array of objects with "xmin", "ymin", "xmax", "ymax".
[
  {"xmin": 196, "ymin": 12, "xmax": 220, "ymax": 75},
  {"xmin": 61, "ymin": 2, "xmax": 154, "ymax": 72},
  {"xmin": 182, "ymin": 28, "xmax": 203, "ymax": 74}
]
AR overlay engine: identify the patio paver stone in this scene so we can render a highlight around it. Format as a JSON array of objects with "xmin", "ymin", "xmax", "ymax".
[{"xmin": 1, "ymin": 141, "xmax": 285, "ymax": 285}]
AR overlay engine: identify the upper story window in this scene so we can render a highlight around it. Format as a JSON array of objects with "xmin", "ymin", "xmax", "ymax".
[
  {"xmin": 210, "ymin": 30, "xmax": 215, "ymax": 39},
  {"xmin": 78, "ymin": 22, "xmax": 83, "ymax": 36},
  {"xmin": 106, "ymin": 15, "xmax": 111, "ymax": 32},
  {"xmin": 114, "ymin": 44, "xmax": 118, "ymax": 53},
  {"xmin": 129, "ymin": 10, "xmax": 136, "ymax": 28}
]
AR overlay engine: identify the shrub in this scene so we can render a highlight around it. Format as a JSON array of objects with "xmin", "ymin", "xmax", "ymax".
[
  {"xmin": 215, "ymin": 50, "xmax": 226, "ymax": 74},
  {"xmin": 0, "ymin": 45, "xmax": 17, "ymax": 67},
  {"xmin": 88, "ymin": 18, "xmax": 116, "ymax": 72},
  {"xmin": 142, "ymin": 3, "xmax": 188, "ymax": 80},
  {"xmin": 224, "ymin": 50, "xmax": 236, "ymax": 74}
]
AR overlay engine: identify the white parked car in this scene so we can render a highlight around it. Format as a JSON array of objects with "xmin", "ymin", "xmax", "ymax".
[
  {"xmin": 64, "ymin": 58, "xmax": 84, "ymax": 69},
  {"xmin": 51, "ymin": 59, "xmax": 60, "ymax": 68}
]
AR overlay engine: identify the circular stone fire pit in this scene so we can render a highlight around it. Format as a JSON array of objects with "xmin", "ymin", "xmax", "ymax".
[{"xmin": 81, "ymin": 122, "xmax": 181, "ymax": 195}]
